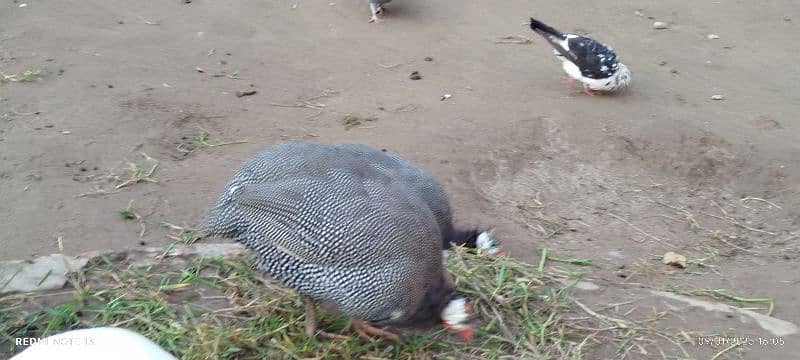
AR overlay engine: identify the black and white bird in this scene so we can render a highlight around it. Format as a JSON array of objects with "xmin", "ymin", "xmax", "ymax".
[
  {"xmin": 528, "ymin": 17, "xmax": 631, "ymax": 95},
  {"xmin": 200, "ymin": 141, "xmax": 502, "ymax": 341},
  {"xmin": 369, "ymin": 0, "xmax": 392, "ymax": 23}
]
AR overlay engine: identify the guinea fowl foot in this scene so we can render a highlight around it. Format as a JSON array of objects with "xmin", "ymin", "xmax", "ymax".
[
  {"xmin": 582, "ymin": 86, "xmax": 596, "ymax": 96},
  {"xmin": 343, "ymin": 318, "xmax": 401, "ymax": 342}
]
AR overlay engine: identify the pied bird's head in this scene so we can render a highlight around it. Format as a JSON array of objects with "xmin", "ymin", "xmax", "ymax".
[{"xmin": 611, "ymin": 63, "xmax": 632, "ymax": 91}]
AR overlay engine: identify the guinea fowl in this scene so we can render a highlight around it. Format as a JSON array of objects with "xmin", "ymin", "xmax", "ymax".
[
  {"xmin": 200, "ymin": 142, "xmax": 501, "ymax": 341},
  {"xmin": 528, "ymin": 17, "xmax": 631, "ymax": 95}
]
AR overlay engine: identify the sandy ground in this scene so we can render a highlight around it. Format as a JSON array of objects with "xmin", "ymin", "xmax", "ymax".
[{"xmin": 1, "ymin": 0, "xmax": 799, "ymax": 358}]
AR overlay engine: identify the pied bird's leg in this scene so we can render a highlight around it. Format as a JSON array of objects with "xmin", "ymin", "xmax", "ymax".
[
  {"xmin": 582, "ymin": 85, "xmax": 596, "ymax": 96},
  {"xmin": 342, "ymin": 317, "xmax": 400, "ymax": 342},
  {"xmin": 565, "ymin": 76, "xmax": 575, "ymax": 89},
  {"xmin": 303, "ymin": 298, "xmax": 317, "ymax": 336},
  {"xmin": 369, "ymin": 3, "xmax": 382, "ymax": 23}
]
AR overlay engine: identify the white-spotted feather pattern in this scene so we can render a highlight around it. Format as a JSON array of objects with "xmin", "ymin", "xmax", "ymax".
[
  {"xmin": 201, "ymin": 142, "xmax": 458, "ymax": 325},
  {"xmin": 530, "ymin": 17, "xmax": 631, "ymax": 92}
]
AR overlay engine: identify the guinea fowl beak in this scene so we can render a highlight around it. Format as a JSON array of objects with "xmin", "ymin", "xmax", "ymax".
[
  {"xmin": 443, "ymin": 321, "xmax": 476, "ymax": 342},
  {"xmin": 456, "ymin": 326, "xmax": 475, "ymax": 341}
]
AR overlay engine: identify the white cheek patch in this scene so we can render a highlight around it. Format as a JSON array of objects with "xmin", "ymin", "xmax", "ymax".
[{"xmin": 441, "ymin": 297, "xmax": 469, "ymax": 326}]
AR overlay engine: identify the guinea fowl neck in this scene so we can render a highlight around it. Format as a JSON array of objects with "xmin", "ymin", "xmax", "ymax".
[
  {"xmin": 398, "ymin": 272, "xmax": 456, "ymax": 328},
  {"xmin": 442, "ymin": 227, "xmax": 480, "ymax": 250}
]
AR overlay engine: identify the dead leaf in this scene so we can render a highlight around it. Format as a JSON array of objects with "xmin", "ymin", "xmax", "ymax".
[{"xmin": 662, "ymin": 251, "xmax": 687, "ymax": 268}]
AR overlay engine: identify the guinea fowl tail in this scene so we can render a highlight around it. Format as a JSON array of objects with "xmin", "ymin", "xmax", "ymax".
[{"xmin": 529, "ymin": 17, "xmax": 563, "ymax": 38}]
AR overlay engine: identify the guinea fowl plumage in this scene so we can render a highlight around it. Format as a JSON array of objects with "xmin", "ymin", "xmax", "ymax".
[{"xmin": 200, "ymin": 141, "xmax": 501, "ymax": 340}]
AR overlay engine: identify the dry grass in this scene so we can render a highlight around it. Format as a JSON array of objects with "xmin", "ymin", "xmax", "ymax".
[{"xmin": 0, "ymin": 247, "xmax": 687, "ymax": 359}]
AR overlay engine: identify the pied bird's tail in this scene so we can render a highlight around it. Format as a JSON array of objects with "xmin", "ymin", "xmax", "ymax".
[{"xmin": 529, "ymin": 18, "xmax": 563, "ymax": 38}]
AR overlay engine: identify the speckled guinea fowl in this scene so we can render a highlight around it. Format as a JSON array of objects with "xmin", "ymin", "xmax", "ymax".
[{"xmin": 200, "ymin": 141, "xmax": 500, "ymax": 340}]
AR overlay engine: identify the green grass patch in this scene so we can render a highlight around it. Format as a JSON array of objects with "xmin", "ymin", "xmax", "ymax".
[{"xmin": 1, "ymin": 247, "xmax": 656, "ymax": 359}]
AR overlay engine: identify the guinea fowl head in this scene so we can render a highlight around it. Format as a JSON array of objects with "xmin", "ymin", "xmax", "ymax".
[
  {"xmin": 440, "ymin": 294, "xmax": 475, "ymax": 341},
  {"xmin": 398, "ymin": 272, "xmax": 475, "ymax": 341}
]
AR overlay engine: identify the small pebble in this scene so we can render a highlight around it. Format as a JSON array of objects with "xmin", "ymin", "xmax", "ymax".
[
  {"xmin": 44, "ymin": 124, "xmax": 54, "ymax": 128},
  {"xmin": 607, "ymin": 251, "xmax": 625, "ymax": 259},
  {"xmin": 652, "ymin": 21, "xmax": 669, "ymax": 30},
  {"xmin": 107, "ymin": 84, "xmax": 114, "ymax": 88},
  {"xmin": 707, "ymin": 34, "xmax": 720, "ymax": 39},
  {"xmin": 19, "ymin": 3, "xmax": 28, "ymax": 8},
  {"xmin": 235, "ymin": 90, "xmax": 257, "ymax": 98},
  {"xmin": 440, "ymin": 94, "xmax": 452, "ymax": 101},
  {"xmin": 670, "ymin": 69, "xmax": 679, "ymax": 74},
  {"xmin": 634, "ymin": 10, "xmax": 644, "ymax": 17},
  {"xmin": 62, "ymin": 130, "xmax": 72, "ymax": 135},
  {"xmin": 658, "ymin": 61, "xmax": 668, "ymax": 66},
  {"xmin": 711, "ymin": 94, "xmax": 725, "ymax": 100},
  {"xmin": 118, "ymin": 20, "xmax": 125, "ymax": 24},
  {"xmin": 409, "ymin": 71, "xmax": 422, "ymax": 80},
  {"xmin": 424, "ymin": 57, "xmax": 433, "ymax": 62},
  {"xmin": 784, "ymin": 16, "xmax": 792, "ymax": 22}
]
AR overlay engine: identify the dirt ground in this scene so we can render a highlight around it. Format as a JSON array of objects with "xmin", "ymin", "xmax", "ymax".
[{"xmin": 1, "ymin": 0, "xmax": 798, "ymax": 358}]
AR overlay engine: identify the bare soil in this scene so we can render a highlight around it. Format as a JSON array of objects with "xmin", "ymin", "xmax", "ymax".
[{"xmin": 1, "ymin": 0, "xmax": 798, "ymax": 358}]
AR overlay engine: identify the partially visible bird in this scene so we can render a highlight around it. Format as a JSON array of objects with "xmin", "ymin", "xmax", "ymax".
[
  {"xmin": 11, "ymin": 327, "xmax": 177, "ymax": 360},
  {"xmin": 201, "ymin": 141, "xmax": 502, "ymax": 341},
  {"xmin": 369, "ymin": 0, "xmax": 392, "ymax": 23},
  {"xmin": 528, "ymin": 17, "xmax": 631, "ymax": 95}
]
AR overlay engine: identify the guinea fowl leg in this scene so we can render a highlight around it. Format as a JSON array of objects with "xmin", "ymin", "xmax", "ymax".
[
  {"xmin": 564, "ymin": 76, "xmax": 574, "ymax": 88},
  {"xmin": 582, "ymin": 85, "xmax": 596, "ymax": 96},
  {"xmin": 342, "ymin": 317, "xmax": 400, "ymax": 342},
  {"xmin": 303, "ymin": 299, "xmax": 317, "ymax": 336}
]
